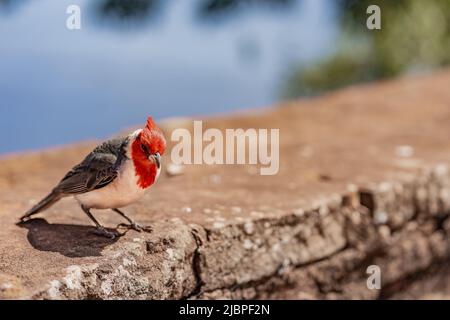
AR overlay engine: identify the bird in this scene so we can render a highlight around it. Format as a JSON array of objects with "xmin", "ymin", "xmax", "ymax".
[{"xmin": 19, "ymin": 117, "xmax": 167, "ymax": 239}]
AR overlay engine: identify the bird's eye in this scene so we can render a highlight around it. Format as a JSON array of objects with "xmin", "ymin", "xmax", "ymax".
[{"xmin": 141, "ymin": 143, "xmax": 149, "ymax": 154}]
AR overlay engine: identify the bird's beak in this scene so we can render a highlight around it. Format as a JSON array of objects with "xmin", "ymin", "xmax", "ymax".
[{"xmin": 149, "ymin": 152, "xmax": 161, "ymax": 169}]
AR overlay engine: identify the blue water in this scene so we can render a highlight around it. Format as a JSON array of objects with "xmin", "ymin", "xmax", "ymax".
[{"xmin": 0, "ymin": 0, "xmax": 338, "ymax": 154}]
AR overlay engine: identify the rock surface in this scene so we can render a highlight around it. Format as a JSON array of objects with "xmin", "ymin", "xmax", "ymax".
[{"xmin": 1, "ymin": 71, "xmax": 450, "ymax": 299}]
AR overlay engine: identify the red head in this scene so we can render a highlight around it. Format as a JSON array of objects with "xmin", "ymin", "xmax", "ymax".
[{"xmin": 131, "ymin": 117, "xmax": 167, "ymax": 189}]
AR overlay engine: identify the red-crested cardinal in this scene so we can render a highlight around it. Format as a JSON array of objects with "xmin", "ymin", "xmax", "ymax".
[{"xmin": 19, "ymin": 117, "xmax": 166, "ymax": 239}]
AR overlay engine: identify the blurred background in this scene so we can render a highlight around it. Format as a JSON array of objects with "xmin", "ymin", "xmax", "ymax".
[{"xmin": 1, "ymin": 0, "xmax": 450, "ymax": 154}]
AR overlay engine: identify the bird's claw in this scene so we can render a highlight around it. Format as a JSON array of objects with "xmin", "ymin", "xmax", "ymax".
[
  {"xmin": 17, "ymin": 217, "xmax": 29, "ymax": 225},
  {"xmin": 117, "ymin": 222, "xmax": 152, "ymax": 233},
  {"xmin": 93, "ymin": 227, "xmax": 121, "ymax": 239}
]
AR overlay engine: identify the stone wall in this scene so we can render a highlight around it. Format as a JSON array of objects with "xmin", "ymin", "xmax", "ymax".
[{"xmin": 1, "ymin": 70, "xmax": 450, "ymax": 299}]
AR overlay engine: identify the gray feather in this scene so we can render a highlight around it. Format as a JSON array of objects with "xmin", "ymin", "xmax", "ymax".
[{"xmin": 54, "ymin": 136, "xmax": 129, "ymax": 195}]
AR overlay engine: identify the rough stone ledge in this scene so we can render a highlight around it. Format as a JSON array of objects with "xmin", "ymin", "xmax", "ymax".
[
  {"xmin": 2, "ymin": 71, "xmax": 450, "ymax": 299},
  {"xmin": 8, "ymin": 164, "xmax": 448, "ymax": 299},
  {"xmin": 194, "ymin": 165, "xmax": 450, "ymax": 299}
]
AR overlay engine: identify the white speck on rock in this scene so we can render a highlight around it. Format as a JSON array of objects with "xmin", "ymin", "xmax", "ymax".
[
  {"xmin": 318, "ymin": 202, "xmax": 329, "ymax": 216},
  {"xmin": 64, "ymin": 265, "xmax": 82, "ymax": 290},
  {"xmin": 250, "ymin": 211, "xmax": 264, "ymax": 218},
  {"xmin": 244, "ymin": 222, "xmax": 254, "ymax": 235},
  {"xmin": 281, "ymin": 234, "xmax": 291, "ymax": 244},
  {"xmin": 282, "ymin": 258, "xmax": 291, "ymax": 268},
  {"xmin": 243, "ymin": 239, "xmax": 253, "ymax": 250},
  {"xmin": 212, "ymin": 222, "xmax": 225, "ymax": 229},
  {"xmin": 395, "ymin": 145, "xmax": 414, "ymax": 158},
  {"xmin": 166, "ymin": 163, "xmax": 184, "ymax": 177},
  {"xmin": 116, "ymin": 265, "xmax": 132, "ymax": 278},
  {"xmin": 182, "ymin": 206, "xmax": 192, "ymax": 213},
  {"xmin": 346, "ymin": 183, "xmax": 358, "ymax": 193},
  {"xmin": 378, "ymin": 225, "xmax": 391, "ymax": 240},
  {"xmin": 122, "ymin": 257, "xmax": 136, "ymax": 267},
  {"xmin": 47, "ymin": 280, "xmax": 61, "ymax": 299},
  {"xmin": 231, "ymin": 206, "xmax": 242, "ymax": 214},
  {"xmin": 0, "ymin": 282, "xmax": 12, "ymax": 290},
  {"xmin": 435, "ymin": 164, "xmax": 448, "ymax": 176},
  {"xmin": 379, "ymin": 182, "xmax": 392, "ymax": 193},
  {"xmin": 112, "ymin": 251, "xmax": 122, "ymax": 259},
  {"xmin": 293, "ymin": 208, "xmax": 305, "ymax": 217},
  {"xmin": 101, "ymin": 280, "xmax": 112, "ymax": 296},
  {"xmin": 394, "ymin": 158, "xmax": 423, "ymax": 169},
  {"xmin": 351, "ymin": 211, "xmax": 362, "ymax": 225},
  {"xmin": 374, "ymin": 211, "xmax": 389, "ymax": 224},
  {"xmin": 170, "ymin": 217, "xmax": 183, "ymax": 223},
  {"xmin": 271, "ymin": 243, "xmax": 281, "ymax": 252},
  {"xmin": 330, "ymin": 193, "xmax": 342, "ymax": 209},
  {"xmin": 166, "ymin": 248, "xmax": 175, "ymax": 260}
]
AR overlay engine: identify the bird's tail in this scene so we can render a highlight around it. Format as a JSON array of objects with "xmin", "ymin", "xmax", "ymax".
[{"xmin": 19, "ymin": 191, "xmax": 62, "ymax": 223}]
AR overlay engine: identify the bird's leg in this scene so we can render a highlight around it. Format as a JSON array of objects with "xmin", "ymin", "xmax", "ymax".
[
  {"xmin": 112, "ymin": 208, "xmax": 151, "ymax": 233},
  {"xmin": 81, "ymin": 205, "xmax": 119, "ymax": 239}
]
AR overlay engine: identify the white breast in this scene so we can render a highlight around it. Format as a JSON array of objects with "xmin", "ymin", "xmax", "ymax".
[{"xmin": 75, "ymin": 159, "xmax": 161, "ymax": 210}]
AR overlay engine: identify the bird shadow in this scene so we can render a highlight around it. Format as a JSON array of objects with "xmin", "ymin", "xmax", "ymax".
[{"xmin": 17, "ymin": 218, "xmax": 120, "ymax": 258}]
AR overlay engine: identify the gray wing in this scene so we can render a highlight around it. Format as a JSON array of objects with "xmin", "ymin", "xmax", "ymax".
[{"xmin": 54, "ymin": 137, "xmax": 129, "ymax": 195}]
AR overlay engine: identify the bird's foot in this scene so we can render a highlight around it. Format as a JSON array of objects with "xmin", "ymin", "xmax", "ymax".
[
  {"xmin": 17, "ymin": 215, "xmax": 33, "ymax": 224},
  {"xmin": 117, "ymin": 222, "xmax": 152, "ymax": 233},
  {"xmin": 17, "ymin": 218, "xmax": 28, "ymax": 225},
  {"xmin": 93, "ymin": 226, "xmax": 121, "ymax": 239}
]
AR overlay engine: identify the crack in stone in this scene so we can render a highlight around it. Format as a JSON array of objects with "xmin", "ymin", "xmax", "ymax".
[{"xmin": 185, "ymin": 228, "xmax": 205, "ymax": 298}]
